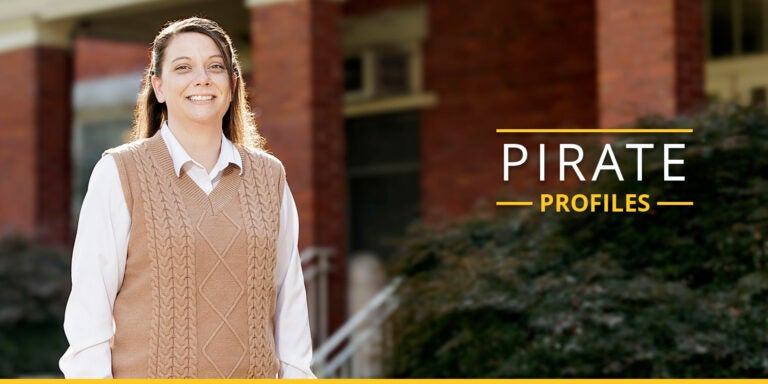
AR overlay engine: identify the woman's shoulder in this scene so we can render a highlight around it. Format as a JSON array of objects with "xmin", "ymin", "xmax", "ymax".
[
  {"xmin": 102, "ymin": 137, "xmax": 153, "ymax": 159},
  {"xmin": 85, "ymin": 154, "xmax": 124, "ymax": 201},
  {"xmin": 238, "ymin": 144, "xmax": 285, "ymax": 171}
]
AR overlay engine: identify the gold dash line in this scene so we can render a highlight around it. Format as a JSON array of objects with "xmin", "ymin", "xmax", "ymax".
[
  {"xmin": 496, "ymin": 201, "xmax": 534, "ymax": 206},
  {"xmin": 656, "ymin": 201, "xmax": 695, "ymax": 206}
]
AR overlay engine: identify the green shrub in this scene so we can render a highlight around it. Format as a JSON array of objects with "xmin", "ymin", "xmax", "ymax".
[
  {"xmin": 0, "ymin": 236, "xmax": 69, "ymax": 377},
  {"xmin": 387, "ymin": 105, "xmax": 768, "ymax": 378}
]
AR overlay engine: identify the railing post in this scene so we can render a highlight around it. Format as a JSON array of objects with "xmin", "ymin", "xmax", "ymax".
[
  {"xmin": 301, "ymin": 246, "xmax": 334, "ymax": 348},
  {"xmin": 318, "ymin": 247, "xmax": 330, "ymax": 345}
]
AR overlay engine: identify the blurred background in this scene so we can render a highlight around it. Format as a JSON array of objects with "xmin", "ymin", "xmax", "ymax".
[{"xmin": 0, "ymin": 0, "xmax": 766, "ymax": 378}]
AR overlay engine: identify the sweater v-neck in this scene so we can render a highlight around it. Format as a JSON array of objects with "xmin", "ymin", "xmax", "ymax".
[{"xmin": 148, "ymin": 133, "xmax": 245, "ymax": 215}]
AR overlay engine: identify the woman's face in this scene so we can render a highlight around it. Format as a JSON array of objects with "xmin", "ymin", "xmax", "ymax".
[{"xmin": 151, "ymin": 32, "xmax": 232, "ymax": 128}]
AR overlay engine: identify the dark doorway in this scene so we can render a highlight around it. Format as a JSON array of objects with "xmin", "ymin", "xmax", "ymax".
[{"xmin": 346, "ymin": 111, "xmax": 421, "ymax": 259}]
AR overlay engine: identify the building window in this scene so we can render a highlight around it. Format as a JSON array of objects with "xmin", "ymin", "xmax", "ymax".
[
  {"xmin": 344, "ymin": 44, "xmax": 421, "ymax": 102},
  {"xmin": 708, "ymin": 0, "xmax": 768, "ymax": 58},
  {"xmin": 342, "ymin": 4, "xmax": 437, "ymax": 117}
]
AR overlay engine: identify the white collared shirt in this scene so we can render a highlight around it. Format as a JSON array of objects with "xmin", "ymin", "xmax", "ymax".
[
  {"xmin": 162, "ymin": 123, "xmax": 243, "ymax": 194},
  {"xmin": 59, "ymin": 123, "xmax": 315, "ymax": 378}
]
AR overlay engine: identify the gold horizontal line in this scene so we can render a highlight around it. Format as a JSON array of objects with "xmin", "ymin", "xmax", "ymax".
[
  {"xmin": 496, "ymin": 201, "xmax": 534, "ymax": 206},
  {"xmin": 496, "ymin": 128, "xmax": 693, "ymax": 134},
  {"xmin": 656, "ymin": 201, "xmax": 695, "ymax": 206}
]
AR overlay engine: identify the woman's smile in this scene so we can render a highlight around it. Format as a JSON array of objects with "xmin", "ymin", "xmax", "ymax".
[{"xmin": 187, "ymin": 94, "xmax": 215, "ymax": 102}]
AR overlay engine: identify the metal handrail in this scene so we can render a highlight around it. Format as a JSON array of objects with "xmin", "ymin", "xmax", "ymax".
[
  {"xmin": 301, "ymin": 247, "xmax": 334, "ymax": 346},
  {"xmin": 311, "ymin": 276, "xmax": 403, "ymax": 377},
  {"xmin": 319, "ymin": 295, "xmax": 399, "ymax": 377}
]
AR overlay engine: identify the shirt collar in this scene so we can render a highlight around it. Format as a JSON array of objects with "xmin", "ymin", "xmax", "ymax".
[{"xmin": 160, "ymin": 121, "xmax": 243, "ymax": 177}]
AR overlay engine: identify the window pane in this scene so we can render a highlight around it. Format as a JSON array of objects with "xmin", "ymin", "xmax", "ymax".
[
  {"xmin": 710, "ymin": 0, "xmax": 734, "ymax": 57},
  {"xmin": 349, "ymin": 172, "xmax": 420, "ymax": 258},
  {"xmin": 344, "ymin": 56, "xmax": 363, "ymax": 92},
  {"xmin": 346, "ymin": 112, "xmax": 420, "ymax": 169},
  {"xmin": 742, "ymin": 0, "xmax": 764, "ymax": 53},
  {"xmin": 375, "ymin": 50, "xmax": 410, "ymax": 96}
]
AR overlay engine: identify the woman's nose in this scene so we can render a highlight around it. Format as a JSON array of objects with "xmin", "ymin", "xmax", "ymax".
[{"xmin": 194, "ymin": 67, "xmax": 211, "ymax": 85}]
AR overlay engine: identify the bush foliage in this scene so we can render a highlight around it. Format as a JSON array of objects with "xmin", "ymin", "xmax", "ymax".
[
  {"xmin": 0, "ymin": 237, "xmax": 69, "ymax": 377},
  {"xmin": 387, "ymin": 106, "xmax": 768, "ymax": 377}
]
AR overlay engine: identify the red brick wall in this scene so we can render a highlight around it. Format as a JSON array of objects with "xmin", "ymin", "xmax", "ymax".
[
  {"xmin": 421, "ymin": 0, "xmax": 598, "ymax": 220},
  {"xmin": 0, "ymin": 48, "xmax": 37, "ymax": 237},
  {"xmin": 311, "ymin": 1, "xmax": 346, "ymax": 268},
  {"xmin": 0, "ymin": 47, "xmax": 72, "ymax": 245},
  {"xmin": 37, "ymin": 47, "xmax": 73, "ymax": 245},
  {"xmin": 250, "ymin": 0, "xmax": 347, "ymax": 332},
  {"xmin": 675, "ymin": 0, "xmax": 705, "ymax": 114},
  {"xmin": 597, "ymin": 0, "xmax": 676, "ymax": 127},
  {"xmin": 0, "ymin": 40, "xmax": 140, "ymax": 244},
  {"xmin": 597, "ymin": 0, "xmax": 704, "ymax": 127},
  {"xmin": 75, "ymin": 38, "xmax": 149, "ymax": 80},
  {"xmin": 250, "ymin": 1, "xmax": 315, "ymax": 247}
]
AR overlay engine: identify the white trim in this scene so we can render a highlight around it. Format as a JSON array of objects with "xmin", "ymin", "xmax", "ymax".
[
  {"xmin": 0, "ymin": 0, "xmax": 172, "ymax": 22},
  {"xmin": 408, "ymin": 40, "xmax": 423, "ymax": 93},
  {"xmin": 245, "ymin": 0, "xmax": 344, "ymax": 8},
  {"xmin": 0, "ymin": 16, "xmax": 75, "ymax": 53},
  {"xmin": 344, "ymin": 92, "xmax": 437, "ymax": 118},
  {"xmin": 706, "ymin": 53, "xmax": 768, "ymax": 104},
  {"xmin": 362, "ymin": 51, "xmax": 375, "ymax": 98},
  {"xmin": 343, "ymin": 4, "xmax": 427, "ymax": 50}
]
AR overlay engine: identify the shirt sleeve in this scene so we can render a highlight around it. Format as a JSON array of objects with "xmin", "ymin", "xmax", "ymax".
[
  {"xmin": 273, "ymin": 183, "xmax": 316, "ymax": 378},
  {"xmin": 59, "ymin": 155, "xmax": 130, "ymax": 378}
]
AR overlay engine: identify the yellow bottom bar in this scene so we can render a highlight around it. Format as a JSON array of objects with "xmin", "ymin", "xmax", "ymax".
[{"xmin": 10, "ymin": 379, "xmax": 768, "ymax": 383}]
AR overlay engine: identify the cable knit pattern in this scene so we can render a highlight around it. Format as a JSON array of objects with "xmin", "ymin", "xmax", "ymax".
[
  {"xmin": 237, "ymin": 146, "xmax": 283, "ymax": 378},
  {"xmin": 129, "ymin": 139, "xmax": 198, "ymax": 378},
  {"xmin": 130, "ymin": 143, "xmax": 163, "ymax": 377},
  {"xmin": 106, "ymin": 133, "xmax": 281, "ymax": 378}
]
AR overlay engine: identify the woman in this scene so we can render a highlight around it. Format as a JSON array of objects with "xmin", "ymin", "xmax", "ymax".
[{"xmin": 59, "ymin": 17, "xmax": 315, "ymax": 378}]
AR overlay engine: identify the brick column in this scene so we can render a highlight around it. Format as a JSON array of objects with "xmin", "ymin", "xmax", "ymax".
[
  {"xmin": 597, "ymin": 0, "xmax": 704, "ymax": 127},
  {"xmin": 0, "ymin": 19, "xmax": 73, "ymax": 246},
  {"xmin": 248, "ymin": 0, "xmax": 346, "ymax": 332}
]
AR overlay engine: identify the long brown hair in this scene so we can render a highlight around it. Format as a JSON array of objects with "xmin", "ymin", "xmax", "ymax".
[{"xmin": 131, "ymin": 17, "xmax": 263, "ymax": 148}]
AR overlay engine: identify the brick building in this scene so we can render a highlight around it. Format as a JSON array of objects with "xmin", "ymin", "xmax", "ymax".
[{"xmin": 0, "ymin": 0, "xmax": 708, "ymax": 346}]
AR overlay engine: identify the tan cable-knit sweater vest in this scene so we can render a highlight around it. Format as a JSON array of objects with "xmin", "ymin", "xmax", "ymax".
[{"xmin": 104, "ymin": 133, "xmax": 283, "ymax": 378}]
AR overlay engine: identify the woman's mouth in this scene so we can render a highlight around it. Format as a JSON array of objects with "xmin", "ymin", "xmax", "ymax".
[{"xmin": 187, "ymin": 95, "xmax": 215, "ymax": 101}]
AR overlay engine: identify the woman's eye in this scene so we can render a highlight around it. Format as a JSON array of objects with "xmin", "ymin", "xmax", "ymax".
[
  {"xmin": 210, "ymin": 63, "xmax": 225, "ymax": 71},
  {"xmin": 175, "ymin": 65, "xmax": 190, "ymax": 71}
]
